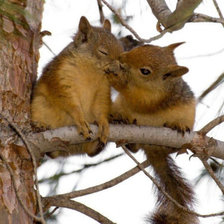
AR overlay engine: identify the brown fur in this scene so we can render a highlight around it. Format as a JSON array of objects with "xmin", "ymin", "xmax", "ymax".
[
  {"xmin": 108, "ymin": 43, "xmax": 199, "ymax": 224},
  {"xmin": 31, "ymin": 16, "xmax": 123, "ymax": 157}
]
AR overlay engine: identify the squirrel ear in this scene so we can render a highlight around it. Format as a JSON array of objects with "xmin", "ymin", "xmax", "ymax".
[
  {"xmin": 166, "ymin": 42, "xmax": 185, "ymax": 51},
  {"xmin": 103, "ymin": 19, "xmax": 111, "ymax": 32},
  {"xmin": 78, "ymin": 16, "xmax": 92, "ymax": 35},
  {"xmin": 163, "ymin": 65, "xmax": 188, "ymax": 80}
]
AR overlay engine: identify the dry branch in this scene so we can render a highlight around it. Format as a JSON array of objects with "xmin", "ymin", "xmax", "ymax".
[
  {"xmin": 44, "ymin": 198, "xmax": 115, "ymax": 224},
  {"xmin": 44, "ymin": 160, "xmax": 150, "ymax": 200}
]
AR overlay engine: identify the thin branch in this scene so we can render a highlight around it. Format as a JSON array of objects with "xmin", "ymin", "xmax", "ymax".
[
  {"xmin": 43, "ymin": 41, "xmax": 56, "ymax": 56},
  {"xmin": 0, "ymin": 114, "xmax": 45, "ymax": 224},
  {"xmin": 190, "ymin": 13, "xmax": 224, "ymax": 25},
  {"xmin": 44, "ymin": 207, "xmax": 59, "ymax": 219},
  {"xmin": 45, "ymin": 198, "xmax": 116, "ymax": 224},
  {"xmin": 198, "ymin": 72, "xmax": 224, "ymax": 102},
  {"xmin": 200, "ymin": 115, "xmax": 224, "ymax": 134},
  {"xmin": 96, "ymin": 0, "xmax": 105, "ymax": 24},
  {"xmin": 44, "ymin": 160, "xmax": 150, "ymax": 200},
  {"xmin": 39, "ymin": 153, "xmax": 124, "ymax": 184},
  {"xmin": 199, "ymin": 157, "xmax": 224, "ymax": 194},
  {"xmin": 101, "ymin": 0, "xmax": 169, "ymax": 43},
  {"xmin": 0, "ymin": 150, "xmax": 43, "ymax": 222},
  {"xmin": 212, "ymin": 0, "xmax": 224, "ymax": 27}
]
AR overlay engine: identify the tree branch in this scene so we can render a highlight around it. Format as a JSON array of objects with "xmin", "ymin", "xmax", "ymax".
[
  {"xmin": 28, "ymin": 124, "xmax": 224, "ymax": 160},
  {"xmin": 212, "ymin": 0, "xmax": 224, "ymax": 27},
  {"xmin": 200, "ymin": 115, "xmax": 224, "ymax": 134},
  {"xmin": 190, "ymin": 13, "xmax": 224, "ymax": 25},
  {"xmin": 44, "ymin": 160, "xmax": 150, "ymax": 200},
  {"xmin": 44, "ymin": 198, "xmax": 116, "ymax": 224},
  {"xmin": 96, "ymin": 0, "xmax": 105, "ymax": 24},
  {"xmin": 146, "ymin": 0, "xmax": 202, "ymax": 30}
]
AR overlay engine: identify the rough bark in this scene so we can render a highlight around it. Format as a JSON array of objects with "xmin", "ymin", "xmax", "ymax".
[{"xmin": 0, "ymin": 0, "xmax": 43, "ymax": 223}]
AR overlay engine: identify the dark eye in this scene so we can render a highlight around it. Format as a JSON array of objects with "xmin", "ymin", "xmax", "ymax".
[
  {"xmin": 140, "ymin": 68, "xmax": 151, "ymax": 75},
  {"xmin": 98, "ymin": 49, "xmax": 108, "ymax": 55}
]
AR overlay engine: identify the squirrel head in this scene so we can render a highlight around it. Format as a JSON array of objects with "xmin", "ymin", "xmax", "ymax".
[
  {"xmin": 73, "ymin": 16, "xmax": 123, "ymax": 61},
  {"xmin": 112, "ymin": 43, "xmax": 188, "ymax": 92}
]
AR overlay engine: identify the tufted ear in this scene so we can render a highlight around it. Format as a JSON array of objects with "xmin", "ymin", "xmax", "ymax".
[
  {"xmin": 78, "ymin": 16, "xmax": 92, "ymax": 35},
  {"xmin": 103, "ymin": 19, "xmax": 111, "ymax": 32},
  {"xmin": 163, "ymin": 65, "xmax": 189, "ymax": 80},
  {"xmin": 166, "ymin": 42, "xmax": 185, "ymax": 52}
]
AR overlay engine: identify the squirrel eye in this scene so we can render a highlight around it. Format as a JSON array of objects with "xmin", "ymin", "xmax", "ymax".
[
  {"xmin": 140, "ymin": 68, "xmax": 151, "ymax": 75},
  {"xmin": 98, "ymin": 49, "xmax": 108, "ymax": 56}
]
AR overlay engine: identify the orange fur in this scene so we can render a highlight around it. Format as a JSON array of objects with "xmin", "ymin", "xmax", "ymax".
[
  {"xmin": 31, "ymin": 16, "xmax": 123, "ymax": 157},
  {"xmin": 108, "ymin": 43, "xmax": 199, "ymax": 224}
]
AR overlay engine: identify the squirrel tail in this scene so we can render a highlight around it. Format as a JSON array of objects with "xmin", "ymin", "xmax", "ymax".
[{"xmin": 144, "ymin": 146, "xmax": 199, "ymax": 224}]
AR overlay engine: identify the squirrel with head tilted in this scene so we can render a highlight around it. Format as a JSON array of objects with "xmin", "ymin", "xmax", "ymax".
[
  {"xmin": 107, "ymin": 42, "xmax": 199, "ymax": 224},
  {"xmin": 31, "ymin": 16, "xmax": 123, "ymax": 157}
]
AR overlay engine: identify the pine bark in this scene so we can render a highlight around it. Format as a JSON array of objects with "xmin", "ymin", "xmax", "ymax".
[{"xmin": 0, "ymin": 1, "xmax": 43, "ymax": 223}]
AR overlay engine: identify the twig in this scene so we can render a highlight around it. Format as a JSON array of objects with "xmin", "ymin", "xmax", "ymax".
[
  {"xmin": 101, "ymin": 0, "xmax": 169, "ymax": 43},
  {"xmin": 0, "ymin": 150, "xmax": 43, "ymax": 222},
  {"xmin": 190, "ymin": 13, "xmax": 224, "ymax": 25},
  {"xmin": 44, "ymin": 207, "xmax": 59, "ymax": 219},
  {"xmin": 39, "ymin": 153, "xmax": 124, "ymax": 184},
  {"xmin": 43, "ymin": 41, "xmax": 56, "ymax": 56},
  {"xmin": 45, "ymin": 198, "xmax": 116, "ymax": 224},
  {"xmin": 44, "ymin": 160, "xmax": 150, "ymax": 200},
  {"xmin": 199, "ymin": 157, "xmax": 224, "ymax": 195},
  {"xmin": 0, "ymin": 114, "xmax": 45, "ymax": 224},
  {"xmin": 96, "ymin": 0, "xmax": 105, "ymax": 24},
  {"xmin": 122, "ymin": 146, "xmax": 224, "ymax": 218},
  {"xmin": 200, "ymin": 115, "xmax": 224, "ymax": 134},
  {"xmin": 198, "ymin": 72, "xmax": 224, "ymax": 102},
  {"xmin": 212, "ymin": 0, "xmax": 224, "ymax": 27}
]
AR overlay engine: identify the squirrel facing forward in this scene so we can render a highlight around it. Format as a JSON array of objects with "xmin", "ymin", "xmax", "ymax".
[
  {"xmin": 31, "ymin": 16, "xmax": 123, "ymax": 157},
  {"xmin": 108, "ymin": 43, "xmax": 199, "ymax": 224}
]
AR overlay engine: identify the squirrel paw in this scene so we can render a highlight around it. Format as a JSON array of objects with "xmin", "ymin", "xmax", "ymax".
[
  {"xmin": 77, "ymin": 120, "xmax": 92, "ymax": 140},
  {"xmin": 109, "ymin": 113, "xmax": 130, "ymax": 124},
  {"xmin": 163, "ymin": 122, "xmax": 191, "ymax": 136},
  {"xmin": 97, "ymin": 119, "xmax": 109, "ymax": 145},
  {"xmin": 85, "ymin": 140, "xmax": 105, "ymax": 157}
]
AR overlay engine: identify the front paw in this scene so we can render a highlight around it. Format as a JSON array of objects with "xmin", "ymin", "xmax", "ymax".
[
  {"xmin": 109, "ymin": 113, "xmax": 130, "ymax": 124},
  {"xmin": 163, "ymin": 122, "xmax": 191, "ymax": 136},
  {"xmin": 77, "ymin": 120, "xmax": 92, "ymax": 140},
  {"xmin": 97, "ymin": 119, "xmax": 109, "ymax": 145}
]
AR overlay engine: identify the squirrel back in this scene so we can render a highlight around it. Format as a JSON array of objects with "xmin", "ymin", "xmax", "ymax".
[
  {"xmin": 108, "ymin": 43, "xmax": 198, "ymax": 224},
  {"xmin": 31, "ymin": 16, "xmax": 123, "ymax": 157}
]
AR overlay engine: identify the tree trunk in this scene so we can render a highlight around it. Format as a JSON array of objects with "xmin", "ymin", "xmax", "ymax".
[{"xmin": 0, "ymin": 1, "xmax": 43, "ymax": 223}]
